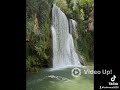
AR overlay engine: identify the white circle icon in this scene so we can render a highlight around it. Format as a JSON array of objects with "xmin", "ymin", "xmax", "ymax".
[{"xmin": 71, "ymin": 67, "xmax": 81, "ymax": 77}]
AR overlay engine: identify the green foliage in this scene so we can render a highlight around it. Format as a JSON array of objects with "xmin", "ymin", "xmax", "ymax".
[
  {"xmin": 79, "ymin": 31, "xmax": 94, "ymax": 61},
  {"xmin": 26, "ymin": 55, "xmax": 40, "ymax": 71},
  {"xmin": 75, "ymin": 0, "xmax": 94, "ymax": 62},
  {"xmin": 54, "ymin": 0, "xmax": 69, "ymax": 14},
  {"xmin": 26, "ymin": 17, "xmax": 34, "ymax": 40},
  {"xmin": 26, "ymin": 0, "xmax": 94, "ymax": 72},
  {"xmin": 26, "ymin": 0, "xmax": 53, "ymax": 72}
]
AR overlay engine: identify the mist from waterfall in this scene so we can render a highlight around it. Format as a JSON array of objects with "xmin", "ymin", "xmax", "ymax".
[{"xmin": 51, "ymin": 4, "xmax": 81, "ymax": 69}]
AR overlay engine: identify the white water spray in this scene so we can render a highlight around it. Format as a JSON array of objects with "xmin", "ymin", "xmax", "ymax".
[{"xmin": 51, "ymin": 4, "xmax": 81, "ymax": 69}]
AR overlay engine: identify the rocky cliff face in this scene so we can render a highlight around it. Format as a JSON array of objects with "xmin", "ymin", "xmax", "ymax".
[
  {"xmin": 88, "ymin": 16, "xmax": 94, "ymax": 31},
  {"xmin": 88, "ymin": 11, "xmax": 94, "ymax": 31}
]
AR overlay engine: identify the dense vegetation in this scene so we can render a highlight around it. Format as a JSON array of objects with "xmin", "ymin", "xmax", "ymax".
[{"xmin": 26, "ymin": 0, "xmax": 94, "ymax": 72}]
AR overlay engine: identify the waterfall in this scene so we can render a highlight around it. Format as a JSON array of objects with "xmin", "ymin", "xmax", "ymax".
[
  {"xmin": 69, "ymin": 19, "xmax": 78, "ymax": 50},
  {"xmin": 51, "ymin": 4, "xmax": 81, "ymax": 69},
  {"xmin": 69, "ymin": 19, "xmax": 77, "ymax": 35}
]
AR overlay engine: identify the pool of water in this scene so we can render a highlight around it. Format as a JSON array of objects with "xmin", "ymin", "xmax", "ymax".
[{"xmin": 26, "ymin": 66, "xmax": 94, "ymax": 90}]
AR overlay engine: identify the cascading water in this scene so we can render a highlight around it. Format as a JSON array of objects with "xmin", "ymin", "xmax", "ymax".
[
  {"xmin": 51, "ymin": 4, "xmax": 81, "ymax": 69},
  {"xmin": 69, "ymin": 19, "xmax": 78, "ymax": 50},
  {"xmin": 69, "ymin": 19, "xmax": 77, "ymax": 35}
]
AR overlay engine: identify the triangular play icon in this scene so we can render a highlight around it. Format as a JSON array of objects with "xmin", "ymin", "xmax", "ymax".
[{"xmin": 74, "ymin": 70, "xmax": 79, "ymax": 75}]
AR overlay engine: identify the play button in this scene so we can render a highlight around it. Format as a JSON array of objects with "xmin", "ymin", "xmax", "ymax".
[
  {"xmin": 74, "ymin": 70, "xmax": 79, "ymax": 75},
  {"xmin": 71, "ymin": 67, "xmax": 81, "ymax": 77}
]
